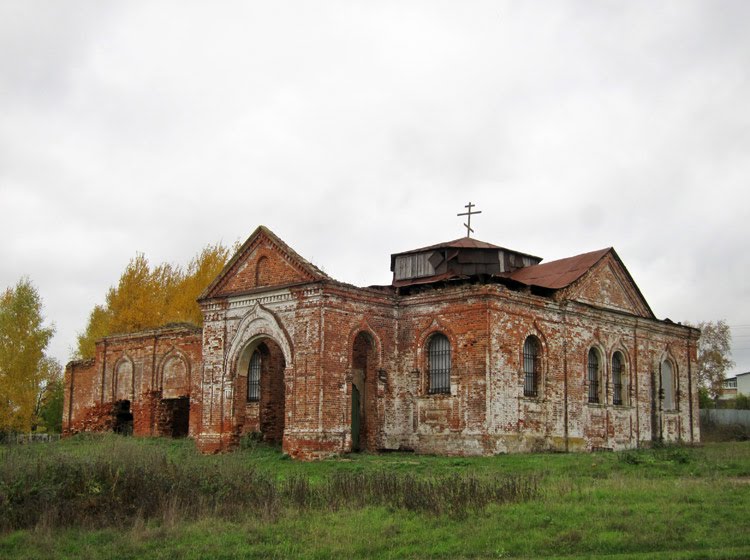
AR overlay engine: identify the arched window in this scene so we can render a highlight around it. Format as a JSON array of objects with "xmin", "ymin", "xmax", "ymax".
[
  {"xmin": 114, "ymin": 358, "xmax": 133, "ymax": 402},
  {"xmin": 661, "ymin": 360, "xmax": 675, "ymax": 411},
  {"xmin": 523, "ymin": 336, "xmax": 541, "ymax": 397},
  {"xmin": 247, "ymin": 349, "xmax": 261, "ymax": 402},
  {"xmin": 587, "ymin": 348, "xmax": 601, "ymax": 404},
  {"xmin": 612, "ymin": 352, "xmax": 625, "ymax": 405},
  {"xmin": 162, "ymin": 354, "xmax": 189, "ymax": 399},
  {"xmin": 428, "ymin": 333, "xmax": 451, "ymax": 394}
]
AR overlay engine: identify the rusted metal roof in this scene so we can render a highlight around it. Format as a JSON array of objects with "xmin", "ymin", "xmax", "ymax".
[
  {"xmin": 509, "ymin": 248, "xmax": 611, "ymax": 289},
  {"xmin": 396, "ymin": 236, "xmax": 503, "ymax": 253}
]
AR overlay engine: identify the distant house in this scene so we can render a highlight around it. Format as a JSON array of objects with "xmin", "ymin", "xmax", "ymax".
[
  {"xmin": 720, "ymin": 372, "xmax": 750, "ymax": 399},
  {"xmin": 720, "ymin": 377, "xmax": 737, "ymax": 399}
]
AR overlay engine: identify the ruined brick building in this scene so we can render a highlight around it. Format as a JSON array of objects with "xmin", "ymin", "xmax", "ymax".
[{"xmin": 64, "ymin": 225, "xmax": 700, "ymax": 459}]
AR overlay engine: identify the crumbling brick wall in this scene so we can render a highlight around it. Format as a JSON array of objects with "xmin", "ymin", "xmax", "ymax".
[
  {"xmin": 64, "ymin": 325, "xmax": 202, "ymax": 439},
  {"xmin": 196, "ymin": 273, "xmax": 698, "ymax": 459},
  {"xmin": 68, "ymin": 228, "xmax": 699, "ymax": 460}
]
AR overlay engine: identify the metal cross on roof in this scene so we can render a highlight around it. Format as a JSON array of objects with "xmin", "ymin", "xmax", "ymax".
[{"xmin": 457, "ymin": 202, "xmax": 482, "ymax": 237}]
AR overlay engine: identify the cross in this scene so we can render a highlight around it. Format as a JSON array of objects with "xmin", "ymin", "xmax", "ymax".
[{"xmin": 457, "ymin": 202, "xmax": 482, "ymax": 237}]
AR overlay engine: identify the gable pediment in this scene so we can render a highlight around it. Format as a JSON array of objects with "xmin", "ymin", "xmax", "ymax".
[
  {"xmin": 200, "ymin": 226, "xmax": 329, "ymax": 300},
  {"xmin": 562, "ymin": 251, "xmax": 654, "ymax": 318}
]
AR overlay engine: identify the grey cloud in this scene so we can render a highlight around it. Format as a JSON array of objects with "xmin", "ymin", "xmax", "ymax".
[{"xmin": 1, "ymin": 0, "xmax": 748, "ymax": 375}]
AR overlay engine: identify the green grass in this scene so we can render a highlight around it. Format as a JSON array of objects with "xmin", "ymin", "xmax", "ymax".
[{"xmin": 1, "ymin": 436, "xmax": 749, "ymax": 559}]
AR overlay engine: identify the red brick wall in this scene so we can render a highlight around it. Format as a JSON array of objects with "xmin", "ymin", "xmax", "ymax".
[
  {"xmin": 210, "ymin": 236, "xmax": 314, "ymax": 297},
  {"xmin": 563, "ymin": 253, "xmax": 650, "ymax": 317},
  {"xmin": 63, "ymin": 325, "xmax": 202, "ymax": 438},
  {"xmin": 63, "ymin": 359, "xmax": 96, "ymax": 434},
  {"xmin": 195, "ymin": 274, "xmax": 698, "ymax": 459}
]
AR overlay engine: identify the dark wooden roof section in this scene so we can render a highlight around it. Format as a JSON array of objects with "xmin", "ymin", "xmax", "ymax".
[
  {"xmin": 390, "ymin": 236, "xmax": 542, "ymax": 287},
  {"xmin": 391, "ymin": 236, "xmax": 541, "ymax": 268},
  {"xmin": 392, "ymin": 271, "xmax": 467, "ymax": 288}
]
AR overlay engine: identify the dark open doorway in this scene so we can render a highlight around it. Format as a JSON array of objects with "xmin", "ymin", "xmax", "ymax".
[
  {"xmin": 113, "ymin": 400, "xmax": 133, "ymax": 435},
  {"xmin": 351, "ymin": 332, "xmax": 377, "ymax": 452},
  {"xmin": 158, "ymin": 397, "xmax": 190, "ymax": 438},
  {"xmin": 253, "ymin": 339, "xmax": 286, "ymax": 444}
]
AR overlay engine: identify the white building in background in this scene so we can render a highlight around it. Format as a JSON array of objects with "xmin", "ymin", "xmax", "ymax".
[{"xmin": 720, "ymin": 372, "xmax": 750, "ymax": 399}]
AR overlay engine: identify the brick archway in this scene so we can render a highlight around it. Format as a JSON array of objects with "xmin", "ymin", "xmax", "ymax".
[
  {"xmin": 225, "ymin": 302, "xmax": 294, "ymax": 376},
  {"xmin": 236, "ymin": 337, "xmax": 287, "ymax": 444},
  {"xmin": 351, "ymin": 331, "xmax": 378, "ymax": 452}
]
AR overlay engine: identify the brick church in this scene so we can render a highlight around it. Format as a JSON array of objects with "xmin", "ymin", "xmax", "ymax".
[{"xmin": 64, "ymin": 223, "xmax": 700, "ymax": 459}]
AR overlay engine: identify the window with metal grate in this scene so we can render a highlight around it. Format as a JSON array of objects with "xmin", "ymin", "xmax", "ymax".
[
  {"xmin": 588, "ymin": 348, "xmax": 600, "ymax": 404},
  {"xmin": 612, "ymin": 352, "xmax": 624, "ymax": 405},
  {"xmin": 523, "ymin": 336, "xmax": 540, "ymax": 397},
  {"xmin": 428, "ymin": 334, "xmax": 451, "ymax": 394},
  {"xmin": 248, "ymin": 349, "xmax": 261, "ymax": 402}
]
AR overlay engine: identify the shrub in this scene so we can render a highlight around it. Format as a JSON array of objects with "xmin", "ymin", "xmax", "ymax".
[
  {"xmin": 736, "ymin": 394, "xmax": 750, "ymax": 410},
  {"xmin": 618, "ymin": 450, "xmax": 643, "ymax": 465}
]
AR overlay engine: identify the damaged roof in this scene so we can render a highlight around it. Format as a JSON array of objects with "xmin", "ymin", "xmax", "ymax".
[
  {"xmin": 391, "ymin": 236, "xmax": 541, "ymax": 269},
  {"xmin": 390, "ymin": 249, "xmax": 612, "ymax": 292},
  {"xmin": 508, "ymin": 248, "xmax": 611, "ymax": 290}
]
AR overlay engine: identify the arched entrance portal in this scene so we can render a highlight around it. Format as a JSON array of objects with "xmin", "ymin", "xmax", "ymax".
[
  {"xmin": 351, "ymin": 332, "xmax": 378, "ymax": 452},
  {"xmin": 238, "ymin": 338, "xmax": 286, "ymax": 444}
]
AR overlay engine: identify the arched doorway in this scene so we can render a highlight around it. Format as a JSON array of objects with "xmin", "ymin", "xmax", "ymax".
[
  {"xmin": 159, "ymin": 353, "xmax": 190, "ymax": 438},
  {"xmin": 238, "ymin": 337, "xmax": 286, "ymax": 444},
  {"xmin": 351, "ymin": 332, "xmax": 378, "ymax": 452}
]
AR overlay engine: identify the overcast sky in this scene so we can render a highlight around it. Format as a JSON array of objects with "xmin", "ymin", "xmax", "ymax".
[{"xmin": 1, "ymin": 1, "xmax": 748, "ymax": 375}]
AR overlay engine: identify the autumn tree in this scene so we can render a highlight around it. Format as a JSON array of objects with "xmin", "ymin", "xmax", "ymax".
[
  {"xmin": 34, "ymin": 356, "xmax": 64, "ymax": 433},
  {"xmin": 0, "ymin": 279, "xmax": 55, "ymax": 433},
  {"xmin": 76, "ymin": 304, "xmax": 112, "ymax": 363},
  {"xmin": 170, "ymin": 243, "xmax": 232, "ymax": 325},
  {"xmin": 76, "ymin": 242, "xmax": 233, "ymax": 359},
  {"xmin": 105, "ymin": 255, "xmax": 178, "ymax": 335},
  {"xmin": 692, "ymin": 320, "xmax": 734, "ymax": 401}
]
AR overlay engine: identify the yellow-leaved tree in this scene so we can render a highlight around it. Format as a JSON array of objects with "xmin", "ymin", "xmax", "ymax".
[
  {"xmin": 76, "ymin": 242, "xmax": 233, "ymax": 359},
  {"xmin": 170, "ymin": 243, "xmax": 233, "ymax": 325},
  {"xmin": 0, "ymin": 278, "xmax": 56, "ymax": 433}
]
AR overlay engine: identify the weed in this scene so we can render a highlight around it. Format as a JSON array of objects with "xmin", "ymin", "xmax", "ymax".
[
  {"xmin": 239, "ymin": 432, "xmax": 263, "ymax": 451},
  {"xmin": 0, "ymin": 437, "xmax": 540, "ymax": 531},
  {"xmin": 655, "ymin": 445, "xmax": 692, "ymax": 465},
  {"xmin": 619, "ymin": 450, "xmax": 644, "ymax": 465},
  {"xmin": 1, "ymin": 441, "xmax": 750, "ymax": 559}
]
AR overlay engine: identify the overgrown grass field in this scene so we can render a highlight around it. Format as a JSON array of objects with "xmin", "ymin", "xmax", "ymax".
[{"xmin": 1, "ymin": 436, "xmax": 749, "ymax": 559}]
